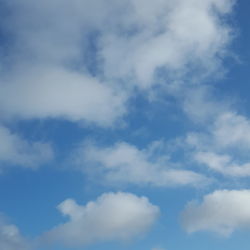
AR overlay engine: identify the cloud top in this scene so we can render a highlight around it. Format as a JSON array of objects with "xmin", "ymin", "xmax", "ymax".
[
  {"xmin": 42, "ymin": 192, "xmax": 159, "ymax": 247},
  {"xmin": 181, "ymin": 189, "xmax": 250, "ymax": 236}
]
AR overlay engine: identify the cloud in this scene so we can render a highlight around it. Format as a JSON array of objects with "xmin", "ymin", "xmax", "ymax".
[
  {"xmin": 187, "ymin": 111, "xmax": 250, "ymax": 151},
  {"xmin": 42, "ymin": 192, "xmax": 159, "ymax": 247},
  {"xmin": 0, "ymin": 0, "xmax": 235, "ymax": 126},
  {"xmin": 181, "ymin": 189, "xmax": 250, "ymax": 236},
  {"xmin": 181, "ymin": 85, "xmax": 231, "ymax": 123},
  {"xmin": 195, "ymin": 151, "xmax": 250, "ymax": 177},
  {"xmin": 0, "ymin": 216, "xmax": 30, "ymax": 250},
  {"xmin": 0, "ymin": 66, "xmax": 126, "ymax": 126},
  {"xmin": 0, "ymin": 0, "xmax": 237, "ymax": 181},
  {"xmin": 0, "ymin": 125, "xmax": 53, "ymax": 170},
  {"xmin": 100, "ymin": 0, "xmax": 235, "ymax": 88},
  {"xmin": 72, "ymin": 141, "xmax": 209, "ymax": 187},
  {"xmin": 187, "ymin": 112, "xmax": 250, "ymax": 177},
  {"xmin": 213, "ymin": 112, "xmax": 250, "ymax": 149},
  {"xmin": 186, "ymin": 111, "xmax": 250, "ymax": 152}
]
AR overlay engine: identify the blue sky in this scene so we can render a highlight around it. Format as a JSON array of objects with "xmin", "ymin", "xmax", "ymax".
[{"xmin": 1, "ymin": 0, "xmax": 250, "ymax": 249}]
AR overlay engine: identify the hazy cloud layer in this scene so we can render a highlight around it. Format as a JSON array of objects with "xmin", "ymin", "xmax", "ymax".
[
  {"xmin": 42, "ymin": 192, "xmax": 159, "ymax": 247},
  {"xmin": 181, "ymin": 189, "xmax": 250, "ymax": 236}
]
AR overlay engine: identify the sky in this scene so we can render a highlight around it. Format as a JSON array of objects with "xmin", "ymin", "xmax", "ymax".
[{"xmin": 1, "ymin": 0, "xmax": 250, "ymax": 249}]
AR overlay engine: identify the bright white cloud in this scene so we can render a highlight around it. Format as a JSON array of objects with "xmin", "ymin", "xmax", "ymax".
[
  {"xmin": 0, "ymin": 216, "xmax": 30, "ymax": 250},
  {"xmin": 73, "ymin": 141, "xmax": 209, "ymax": 187},
  {"xmin": 181, "ymin": 189, "xmax": 250, "ymax": 236},
  {"xmin": 42, "ymin": 192, "xmax": 159, "ymax": 247},
  {"xmin": 0, "ymin": 125, "xmax": 53, "ymax": 170}
]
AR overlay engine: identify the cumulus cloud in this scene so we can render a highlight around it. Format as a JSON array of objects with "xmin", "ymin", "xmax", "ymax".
[
  {"xmin": 181, "ymin": 190, "xmax": 250, "ymax": 236},
  {"xmin": 0, "ymin": 66, "xmax": 126, "ymax": 126},
  {"xmin": 0, "ymin": 0, "xmax": 235, "ymax": 126},
  {"xmin": 42, "ymin": 192, "xmax": 159, "ymax": 247},
  {"xmin": 100, "ymin": 0, "xmax": 235, "ymax": 88},
  {"xmin": 0, "ymin": 125, "xmax": 53, "ymax": 170},
  {"xmin": 0, "ymin": 216, "xmax": 30, "ymax": 250},
  {"xmin": 0, "ymin": 0, "xmax": 237, "ymax": 180},
  {"xmin": 72, "ymin": 141, "xmax": 209, "ymax": 187}
]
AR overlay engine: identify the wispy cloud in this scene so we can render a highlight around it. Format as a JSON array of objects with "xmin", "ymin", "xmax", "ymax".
[
  {"xmin": 71, "ymin": 140, "xmax": 210, "ymax": 187},
  {"xmin": 187, "ymin": 111, "xmax": 250, "ymax": 177},
  {"xmin": 0, "ymin": 125, "xmax": 53, "ymax": 171},
  {"xmin": 0, "ymin": 215, "xmax": 30, "ymax": 250}
]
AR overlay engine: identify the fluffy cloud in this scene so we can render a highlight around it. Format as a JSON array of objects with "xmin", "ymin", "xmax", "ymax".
[
  {"xmin": 100, "ymin": 0, "xmax": 235, "ymax": 88},
  {"xmin": 0, "ymin": 0, "xmax": 237, "ymax": 181},
  {"xmin": 181, "ymin": 190, "xmax": 250, "ymax": 236},
  {"xmin": 0, "ymin": 216, "xmax": 30, "ymax": 250},
  {"xmin": 0, "ymin": 67, "xmax": 126, "ymax": 126},
  {"xmin": 42, "ymin": 192, "xmax": 159, "ymax": 247},
  {"xmin": 72, "ymin": 141, "xmax": 209, "ymax": 187},
  {"xmin": 0, "ymin": 125, "xmax": 53, "ymax": 170},
  {"xmin": 0, "ymin": 0, "xmax": 235, "ymax": 126}
]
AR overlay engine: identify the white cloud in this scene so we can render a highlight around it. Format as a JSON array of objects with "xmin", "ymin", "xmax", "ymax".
[
  {"xmin": 0, "ymin": 216, "xmax": 30, "ymax": 250},
  {"xmin": 0, "ymin": 125, "xmax": 53, "ymax": 170},
  {"xmin": 213, "ymin": 112, "xmax": 250, "ymax": 149},
  {"xmin": 73, "ymin": 141, "xmax": 209, "ymax": 187},
  {"xmin": 42, "ymin": 192, "xmax": 159, "ymax": 247},
  {"xmin": 187, "ymin": 111, "xmax": 250, "ymax": 151},
  {"xmin": 0, "ymin": 0, "xmax": 237, "ymax": 177},
  {"xmin": 101, "ymin": 0, "xmax": 235, "ymax": 88},
  {"xmin": 181, "ymin": 189, "xmax": 250, "ymax": 236},
  {"xmin": 0, "ymin": 0, "xmax": 235, "ymax": 126},
  {"xmin": 195, "ymin": 151, "xmax": 250, "ymax": 177},
  {"xmin": 0, "ymin": 66, "xmax": 126, "ymax": 126},
  {"xmin": 187, "ymin": 111, "xmax": 250, "ymax": 177}
]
